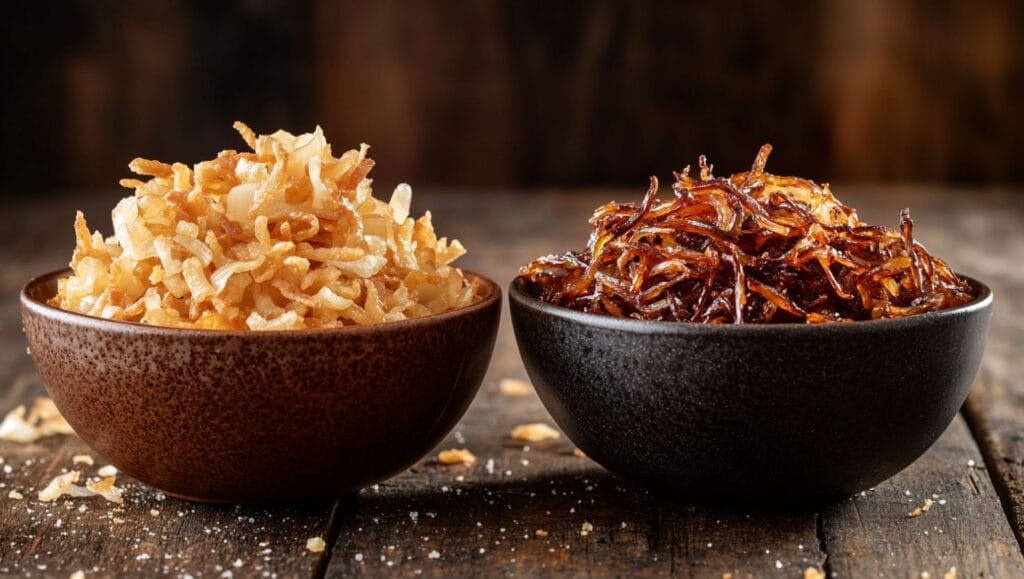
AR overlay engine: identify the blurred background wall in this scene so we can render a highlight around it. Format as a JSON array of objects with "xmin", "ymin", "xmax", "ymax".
[{"xmin": 3, "ymin": 0, "xmax": 1022, "ymax": 197}]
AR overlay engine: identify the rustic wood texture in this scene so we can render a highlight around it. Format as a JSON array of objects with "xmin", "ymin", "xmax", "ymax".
[
  {"xmin": 9, "ymin": 1, "xmax": 1024, "ymax": 196},
  {"xmin": 0, "ymin": 187, "xmax": 1022, "ymax": 577},
  {"xmin": 0, "ymin": 433, "xmax": 336, "ymax": 577},
  {"xmin": 821, "ymin": 418, "xmax": 1022, "ymax": 578}
]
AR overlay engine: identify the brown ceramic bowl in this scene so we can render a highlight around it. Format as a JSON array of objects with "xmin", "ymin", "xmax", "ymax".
[{"xmin": 20, "ymin": 268, "xmax": 501, "ymax": 503}]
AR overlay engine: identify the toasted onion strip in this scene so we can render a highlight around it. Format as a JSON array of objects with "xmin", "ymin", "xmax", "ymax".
[
  {"xmin": 52, "ymin": 122, "xmax": 480, "ymax": 330},
  {"xmin": 521, "ymin": 145, "xmax": 972, "ymax": 323}
]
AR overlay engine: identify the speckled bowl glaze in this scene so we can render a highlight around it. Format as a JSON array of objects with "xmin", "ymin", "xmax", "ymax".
[
  {"xmin": 509, "ymin": 276, "xmax": 992, "ymax": 505},
  {"xmin": 21, "ymin": 268, "xmax": 501, "ymax": 503}
]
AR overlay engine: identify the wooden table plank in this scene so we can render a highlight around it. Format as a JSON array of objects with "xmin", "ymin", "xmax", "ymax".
[
  {"xmin": 846, "ymin": 189, "xmax": 1024, "ymax": 548},
  {"xmin": 0, "ymin": 432, "xmax": 337, "ymax": 577},
  {"xmin": 821, "ymin": 417, "xmax": 1024, "ymax": 578},
  {"xmin": 0, "ymin": 187, "xmax": 1022, "ymax": 577}
]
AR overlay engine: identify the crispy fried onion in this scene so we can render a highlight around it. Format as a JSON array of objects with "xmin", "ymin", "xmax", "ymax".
[
  {"xmin": 52, "ymin": 122, "xmax": 480, "ymax": 330},
  {"xmin": 520, "ymin": 145, "xmax": 972, "ymax": 323}
]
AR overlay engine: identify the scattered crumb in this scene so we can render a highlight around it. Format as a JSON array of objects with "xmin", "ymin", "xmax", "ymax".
[
  {"xmin": 37, "ymin": 471, "xmax": 124, "ymax": 504},
  {"xmin": 72, "ymin": 454, "xmax": 94, "ymax": 466},
  {"xmin": 0, "ymin": 406, "xmax": 37, "ymax": 442},
  {"xmin": 38, "ymin": 472, "xmax": 93, "ymax": 502},
  {"xmin": 0, "ymin": 398, "xmax": 74, "ymax": 443},
  {"xmin": 580, "ymin": 521, "xmax": 594, "ymax": 536},
  {"xmin": 86, "ymin": 476, "xmax": 124, "ymax": 504},
  {"xmin": 70, "ymin": 571, "xmax": 85, "ymax": 579},
  {"xmin": 8, "ymin": 490, "xmax": 24, "ymax": 500},
  {"xmin": 722, "ymin": 573, "xmax": 734, "ymax": 579},
  {"xmin": 535, "ymin": 529, "xmax": 549, "ymax": 538},
  {"xmin": 97, "ymin": 465, "xmax": 118, "ymax": 477},
  {"xmin": 573, "ymin": 448, "xmax": 587, "ymax": 458},
  {"xmin": 150, "ymin": 509, "xmax": 160, "ymax": 517},
  {"xmin": 438, "ymin": 448, "xmax": 477, "ymax": 466},
  {"xmin": 306, "ymin": 537, "xmax": 326, "ymax": 553},
  {"xmin": 967, "ymin": 459, "xmax": 976, "ymax": 467},
  {"xmin": 909, "ymin": 498, "xmax": 935, "ymax": 517},
  {"xmin": 805, "ymin": 567, "xmax": 826, "ymax": 579},
  {"xmin": 511, "ymin": 423, "xmax": 561, "ymax": 443},
  {"xmin": 428, "ymin": 550, "xmax": 441, "ymax": 560},
  {"xmin": 944, "ymin": 566, "xmax": 958, "ymax": 579},
  {"xmin": 499, "ymin": 378, "xmax": 532, "ymax": 396}
]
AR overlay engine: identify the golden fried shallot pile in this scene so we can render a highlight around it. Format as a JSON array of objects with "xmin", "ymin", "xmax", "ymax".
[{"xmin": 53, "ymin": 122, "xmax": 480, "ymax": 330}]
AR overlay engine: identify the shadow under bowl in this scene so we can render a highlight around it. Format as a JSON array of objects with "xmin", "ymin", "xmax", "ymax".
[
  {"xmin": 21, "ymin": 269, "xmax": 501, "ymax": 503},
  {"xmin": 509, "ymin": 276, "xmax": 992, "ymax": 506}
]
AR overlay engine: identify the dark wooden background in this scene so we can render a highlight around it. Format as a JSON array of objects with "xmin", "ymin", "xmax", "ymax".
[{"xmin": 3, "ymin": 0, "xmax": 1023, "ymax": 198}]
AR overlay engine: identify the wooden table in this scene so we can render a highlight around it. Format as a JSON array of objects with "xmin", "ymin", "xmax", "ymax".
[{"xmin": 1, "ymin": 186, "xmax": 1022, "ymax": 577}]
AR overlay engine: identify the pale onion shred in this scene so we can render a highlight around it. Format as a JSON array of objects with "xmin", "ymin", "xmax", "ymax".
[
  {"xmin": 37, "ymin": 470, "xmax": 124, "ymax": 504},
  {"xmin": 51, "ymin": 122, "xmax": 481, "ymax": 330},
  {"xmin": 0, "ymin": 397, "xmax": 74, "ymax": 443}
]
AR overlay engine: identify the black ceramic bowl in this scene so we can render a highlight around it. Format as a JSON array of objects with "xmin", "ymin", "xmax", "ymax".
[{"xmin": 509, "ymin": 276, "xmax": 992, "ymax": 505}]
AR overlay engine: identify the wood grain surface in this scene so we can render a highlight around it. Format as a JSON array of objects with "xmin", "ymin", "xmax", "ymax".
[{"xmin": 0, "ymin": 187, "xmax": 1021, "ymax": 577}]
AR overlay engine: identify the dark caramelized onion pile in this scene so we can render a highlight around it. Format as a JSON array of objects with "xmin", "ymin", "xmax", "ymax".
[{"xmin": 520, "ymin": 145, "xmax": 973, "ymax": 323}]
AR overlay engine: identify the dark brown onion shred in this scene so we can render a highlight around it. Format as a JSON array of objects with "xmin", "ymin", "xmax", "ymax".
[{"xmin": 519, "ymin": 144, "xmax": 973, "ymax": 324}]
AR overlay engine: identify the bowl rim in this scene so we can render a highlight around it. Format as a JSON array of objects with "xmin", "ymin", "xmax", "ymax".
[
  {"xmin": 22, "ymin": 267, "xmax": 501, "ymax": 337},
  {"xmin": 509, "ymin": 274, "xmax": 992, "ymax": 334}
]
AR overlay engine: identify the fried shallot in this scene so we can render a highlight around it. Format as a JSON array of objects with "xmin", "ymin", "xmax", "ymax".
[{"xmin": 520, "ymin": 145, "xmax": 972, "ymax": 323}]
